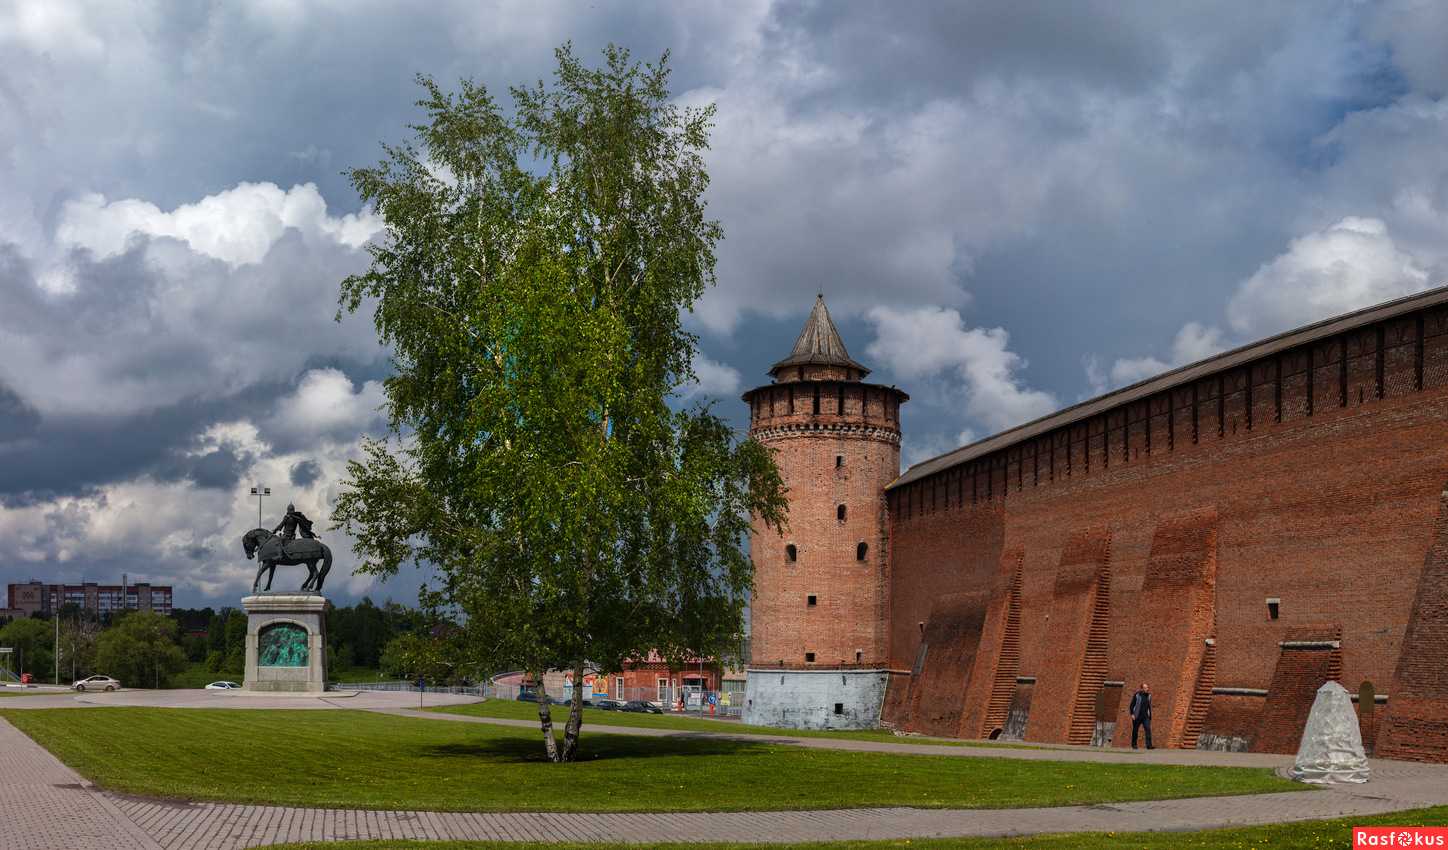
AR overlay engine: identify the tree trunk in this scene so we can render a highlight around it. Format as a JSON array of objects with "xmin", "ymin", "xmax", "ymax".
[
  {"xmin": 560, "ymin": 659, "xmax": 587, "ymax": 762},
  {"xmin": 533, "ymin": 672, "xmax": 560, "ymax": 762}
]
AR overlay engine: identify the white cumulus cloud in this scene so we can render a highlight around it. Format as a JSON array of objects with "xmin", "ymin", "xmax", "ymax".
[
  {"xmin": 271, "ymin": 369, "xmax": 387, "ymax": 442},
  {"xmin": 866, "ymin": 305, "xmax": 1056, "ymax": 434},
  {"xmin": 56, "ymin": 181, "xmax": 381, "ymax": 267},
  {"xmin": 1226, "ymin": 217, "xmax": 1433, "ymax": 339},
  {"xmin": 1091, "ymin": 217, "xmax": 1441, "ymax": 394},
  {"xmin": 683, "ymin": 355, "xmax": 743, "ymax": 400}
]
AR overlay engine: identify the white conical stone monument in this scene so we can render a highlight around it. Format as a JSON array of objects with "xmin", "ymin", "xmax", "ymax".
[{"xmin": 1289, "ymin": 681, "xmax": 1370, "ymax": 784}]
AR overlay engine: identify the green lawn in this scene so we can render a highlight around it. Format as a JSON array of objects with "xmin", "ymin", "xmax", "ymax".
[
  {"xmin": 431, "ymin": 699, "xmax": 1032, "ymax": 748},
  {"xmin": 266, "ymin": 805, "xmax": 1448, "ymax": 849},
  {"xmin": 0, "ymin": 689, "xmax": 56, "ymax": 697},
  {"xmin": 1, "ymin": 707, "xmax": 1301, "ymax": 813}
]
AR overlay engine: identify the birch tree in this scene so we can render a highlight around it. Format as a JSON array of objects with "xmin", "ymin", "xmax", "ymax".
[{"xmin": 334, "ymin": 44, "xmax": 786, "ymax": 762}]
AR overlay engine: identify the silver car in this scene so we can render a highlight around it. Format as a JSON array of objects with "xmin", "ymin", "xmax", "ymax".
[{"xmin": 73, "ymin": 675, "xmax": 121, "ymax": 692}]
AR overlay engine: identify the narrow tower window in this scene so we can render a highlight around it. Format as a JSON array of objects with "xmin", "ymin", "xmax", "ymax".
[
  {"xmin": 807, "ymin": 594, "xmax": 817, "ymax": 607},
  {"xmin": 1267, "ymin": 597, "xmax": 1280, "ymax": 620},
  {"xmin": 805, "ymin": 652, "xmax": 816, "ymax": 663},
  {"xmin": 785, "ymin": 544, "xmax": 797, "ymax": 563},
  {"xmin": 835, "ymin": 455, "xmax": 844, "ymax": 468},
  {"xmin": 856, "ymin": 542, "xmax": 868, "ymax": 561},
  {"xmin": 855, "ymin": 650, "xmax": 863, "ymax": 662},
  {"xmin": 837, "ymin": 504, "xmax": 847, "ymax": 521},
  {"xmin": 834, "ymin": 703, "xmax": 844, "ymax": 715}
]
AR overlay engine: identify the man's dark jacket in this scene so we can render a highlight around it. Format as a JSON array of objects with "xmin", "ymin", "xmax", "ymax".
[{"xmin": 1129, "ymin": 689, "xmax": 1152, "ymax": 721}]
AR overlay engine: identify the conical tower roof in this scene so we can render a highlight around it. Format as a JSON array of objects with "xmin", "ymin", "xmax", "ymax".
[{"xmin": 769, "ymin": 295, "xmax": 870, "ymax": 378}]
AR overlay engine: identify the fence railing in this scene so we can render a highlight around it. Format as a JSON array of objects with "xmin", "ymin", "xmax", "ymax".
[{"xmin": 334, "ymin": 680, "xmax": 484, "ymax": 697}]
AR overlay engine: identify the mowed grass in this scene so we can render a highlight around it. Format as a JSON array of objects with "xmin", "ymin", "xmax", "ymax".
[
  {"xmin": 266, "ymin": 805, "xmax": 1448, "ymax": 849},
  {"xmin": 0, "ymin": 689, "xmax": 56, "ymax": 697},
  {"xmin": 431, "ymin": 699, "xmax": 1018, "ymax": 748},
  {"xmin": 0, "ymin": 707, "xmax": 1302, "ymax": 813}
]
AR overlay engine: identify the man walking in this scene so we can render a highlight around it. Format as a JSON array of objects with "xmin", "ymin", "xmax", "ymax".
[{"xmin": 1129, "ymin": 682, "xmax": 1153, "ymax": 749}]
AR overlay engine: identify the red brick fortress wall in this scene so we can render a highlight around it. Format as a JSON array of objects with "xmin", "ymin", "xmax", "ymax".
[
  {"xmin": 1028, "ymin": 527, "xmax": 1112, "ymax": 745},
  {"xmin": 884, "ymin": 297, "xmax": 1448, "ymax": 760},
  {"xmin": 1110, "ymin": 510, "xmax": 1219, "ymax": 748},
  {"xmin": 1252, "ymin": 626, "xmax": 1343, "ymax": 753},
  {"xmin": 1378, "ymin": 486, "xmax": 1448, "ymax": 761}
]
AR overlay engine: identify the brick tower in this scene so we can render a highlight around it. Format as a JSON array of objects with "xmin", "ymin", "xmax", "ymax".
[{"xmin": 741, "ymin": 295, "xmax": 908, "ymax": 729}]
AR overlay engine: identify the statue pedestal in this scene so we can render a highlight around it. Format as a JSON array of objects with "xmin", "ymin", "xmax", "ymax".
[{"xmin": 242, "ymin": 594, "xmax": 328, "ymax": 693}]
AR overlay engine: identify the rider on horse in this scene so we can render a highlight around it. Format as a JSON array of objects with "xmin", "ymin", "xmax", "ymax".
[
  {"xmin": 270, "ymin": 503, "xmax": 317, "ymax": 557},
  {"xmin": 246, "ymin": 502, "xmax": 332, "ymax": 593}
]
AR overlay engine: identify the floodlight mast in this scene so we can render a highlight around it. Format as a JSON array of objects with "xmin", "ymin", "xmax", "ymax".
[{"xmin": 250, "ymin": 484, "xmax": 271, "ymax": 528}]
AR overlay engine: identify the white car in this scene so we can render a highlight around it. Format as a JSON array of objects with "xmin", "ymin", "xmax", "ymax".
[
  {"xmin": 73, "ymin": 675, "xmax": 120, "ymax": 692},
  {"xmin": 204, "ymin": 681, "xmax": 242, "ymax": 690}
]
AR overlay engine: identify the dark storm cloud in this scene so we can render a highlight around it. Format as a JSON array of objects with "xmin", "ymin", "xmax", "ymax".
[
  {"xmin": 0, "ymin": 382, "xmax": 41, "ymax": 444},
  {"xmin": 289, "ymin": 460, "xmax": 322, "ymax": 488},
  {"xmin": 764, "ymin": 1, "xmax": 1171, "ymax": 105},
  {"xmin": 0, "ymin": 382, "xmax": 264, "ymax": 504},
  {"xmin": 152, "ymin": 442, "xmax": 253, "ymax": 491}
]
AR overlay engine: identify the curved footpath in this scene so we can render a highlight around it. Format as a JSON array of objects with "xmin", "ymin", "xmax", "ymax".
[{"xmin": 4, "ymin": 692, "xmax": 1448, "ymax": 850}]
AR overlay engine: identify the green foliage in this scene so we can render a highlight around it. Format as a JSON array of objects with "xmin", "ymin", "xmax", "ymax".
[
  {"xmin": 1, "ymin": 708, "xmax": 1299, "ymax": 813},
  {"xmin": 94, "ymin": 611, "xmax": 188, "ymax": 688},
  {"xmin": 378, "ymin": 632, "xmax": 461, "ymax": 682},
  {"xmin": 334, "ymin": 43, "xmax": 787, "ymax": 761},
  {"xmin": 0, "ymin": 617, "xmax": 54, "ymax": 678},
  {"xmin": 326, "ymin": 597, "xmax": 423, "ymax": 668},
  {"xmin": 56, "ymin": 616, "xmax": 100, "ymax": 682},
  {"xmin": 169, "ymin": 661, "xmax": 242, "ymax": 688}
]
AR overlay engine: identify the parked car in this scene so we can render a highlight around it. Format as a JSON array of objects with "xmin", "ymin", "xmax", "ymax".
[
  {"xmin": 204, "ymin": 681, "xmax": 242, "ymax": 690},
  {"xmin": 515, "ymin": 690, "xmax": 538, "ymax": 702},
  {"xmin": 593, "ymin": 698, "xmax": 622, "ymax": 711},
  {"xmin": 622, "ymin": 700, "xmax": 663, "ymax": 714},
  {"xmin": 73, "ymin": 675, "xmax": 120, "ymax": 692}
]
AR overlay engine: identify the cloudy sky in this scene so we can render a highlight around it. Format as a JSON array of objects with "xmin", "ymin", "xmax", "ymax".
[{"xmin": 4, "ymin": 1, "xmax": 1448, "ymax": 608}]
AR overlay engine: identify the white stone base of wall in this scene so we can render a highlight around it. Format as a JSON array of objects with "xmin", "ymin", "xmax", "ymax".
[
  {"xmin": 242, "ymin": 594, "xmax": 328, "ymax": 694},
  {"xmin": 742, "ymin": 667, "xmax": 889, "ymax": 730}
]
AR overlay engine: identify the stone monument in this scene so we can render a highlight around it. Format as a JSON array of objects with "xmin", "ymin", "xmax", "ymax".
[
  {"xmin": 239, "ymin": 503, "xmax": 333, "ymax": 693},
  {"xmin": 242, "ymin": 593, "xmax": 328, "ymax": 693}
]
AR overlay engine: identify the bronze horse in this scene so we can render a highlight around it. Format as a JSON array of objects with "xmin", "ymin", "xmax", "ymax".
[{"xmin": 242, "ymin": 528, "xmax": 333, "ymax": 593}]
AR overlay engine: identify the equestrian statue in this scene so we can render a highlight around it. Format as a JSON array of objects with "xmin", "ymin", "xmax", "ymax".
[{"xmin": 242, "ymin": 503, "xmax": 333, "ymax": 593}]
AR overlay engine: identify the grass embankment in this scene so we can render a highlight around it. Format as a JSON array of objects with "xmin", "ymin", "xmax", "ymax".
[
  {"xmin": 266, "ymin": 805, "xmax": 1448, "ymax": 849},
  {"xmin": 431, "ymin": 698, "xmax": 1016, "ymax": 748},
  {"xmin": 1, "ymin": 707, "xmax": 1301, "ymax": 813}
]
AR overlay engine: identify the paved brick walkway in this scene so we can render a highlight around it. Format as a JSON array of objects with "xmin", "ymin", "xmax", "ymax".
[
  {"xmin": 0, "ymin": 717, "xmax": 160, "ymax": 850},
  {"xmin": 6, "ymin": 701, "xmax": 1448, "ymax": 849}
]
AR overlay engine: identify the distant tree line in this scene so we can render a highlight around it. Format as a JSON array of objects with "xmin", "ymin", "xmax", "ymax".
[{"xmin": 0, "ymin": 597, "xmax": 428, "ymax": 687}]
